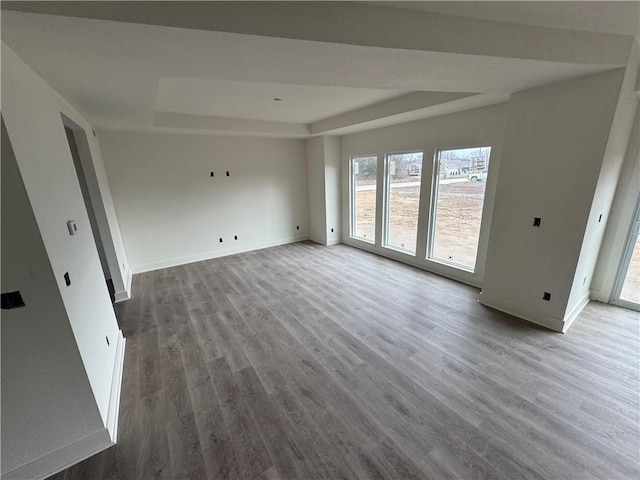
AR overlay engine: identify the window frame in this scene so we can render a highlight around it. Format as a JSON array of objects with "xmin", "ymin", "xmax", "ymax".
[
  {"xmin": 349, "ymin": 154, "xmax": 378, "ymax": 244},
  {"xmin": 427, "ymin": 144, "xmax": 492, "ymax": 272},
  {"xmin": 382, "ymin": 150, "xmax": 424, "ymax": 255},
  {"xmin": 611, "ymin": 195, "xmax": 640, "ymax": 311}
]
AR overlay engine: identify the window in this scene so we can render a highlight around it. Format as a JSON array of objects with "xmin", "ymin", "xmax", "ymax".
[
  {"xmin": 350, "ymin": 155, "xmax": 378, "ymax": 242},
  {"xmin": 428, "ymin": 146, "xmax": 491, "ymax": 270},
  {"xmin": 613, "ymin": 197, "xmax": 640, "ymax": 310},
  {"xmin": 383, "ymin": 151, "xmax": 423, "ymax": 254}
]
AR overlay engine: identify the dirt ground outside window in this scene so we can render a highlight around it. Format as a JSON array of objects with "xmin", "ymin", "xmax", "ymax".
[{"xmin": 354, "ymin": 181, "xmax": 486, "ymax": 267}]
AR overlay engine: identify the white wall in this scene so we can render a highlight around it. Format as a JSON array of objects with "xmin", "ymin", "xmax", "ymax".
[
  {"xmin": 99, "ymin": 131, "xmax": 309, "ymax": 272},
  {"xmin": 306, "ymin": 137, "xmax": 327, "ymax": 244},
  {"xmin": 65, "ymin": 126, "xmax": 110, "ymax": 278},
  {"xmin": 1, "ymin": 44, "xmax": 124, "ymax": 477},
  {"xmin": 306, "ymin": 136, "xmax": 342, "ymax": 246},
  {"xmin": 67, "ymin": 117, "xmax": 133, "ymax": 301},
  {"xmin": 568, "ymin": 43, "xmax": 639, "ymax": 313},
  {"xmin": 324, "ymin": 136, "xmax": 342, "ymax": 245},
  {"xmin": 591, "ymin": 106, "xmax": 640, "ymax": 301},
  {"xmin": 341, "ymin": 103, "xmax": 509, "ymax": 286},
  {"xmin": 1, "ymin": 121, "xmax": 107, "ymax": 477},
  {"xmin": 481, "ymin": 69, "xmax": 625, "ymax": 331}
]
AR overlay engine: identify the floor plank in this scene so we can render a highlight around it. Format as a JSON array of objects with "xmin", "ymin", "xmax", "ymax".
[{"xmin": 49, "ymin": 242, "xmax": 640, "ymax": 480}]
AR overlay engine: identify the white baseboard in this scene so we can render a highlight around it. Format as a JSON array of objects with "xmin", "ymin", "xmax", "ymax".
[
  {"xmin": 589, "ymin": 288, "xmax": 610, "ymax": 303},
  {"xmin": 341, "ymin": 238, "xmax": 482, "ymax": 288},
  {"xmin": 308, "ymin": 237, "xmax": 341, "ymax": 246},
  {"xmin": 131, "ymin": 235, "xmax": 309, "ymax": 274},
  {"xmin": 562, "ymin": 292, "xmax": 591, "ymax": 333},
  {"xmin": 1, "ymin": 429, "xmax": 113, "ymax": 480},
  {"xmin": 113, "ymin": 289, "xmax": 129, "ymax": 303},
  {"xmin": 308, "ymin": 236, "xmax": 326, "ymax": 245},
  {"xmin": 106, "ymin": 331, "xmax": 126, "ymax": 441},
  {"xmin": 478, "ymin": 293, "xmax": 565, "ymax": 332},
  {"xmin": 114, "ymin": 269, "xmax": 132, "ymax": 303}
]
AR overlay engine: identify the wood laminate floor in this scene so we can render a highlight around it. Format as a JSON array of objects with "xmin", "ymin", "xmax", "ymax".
[{"xmin": 50, "ymin": 242, "xmax": 640, "ymax": 480}]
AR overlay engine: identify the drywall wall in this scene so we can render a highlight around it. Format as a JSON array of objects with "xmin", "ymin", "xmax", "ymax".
[
  {"xmin": 591, "ymin": 106, "xmax": 640, "ymax": 302},
  {"xmin": 306, "ymin": 136, "xmax": 342, "ymax": 246},
  {"xmin": 481, "ymin": 69, "xmax": 625, "ymax": 331},
  {"xmin": 324, "ymin": 136, "xmax": 342, "ymax": 245},
  {"xmin": 64, "ymin": 113, "xmax": 133, "ymax": 301},
  {"xmin": 1, "ymin": 42, "xmax": 124, "ymax": 447},
  {"xmin": 65, "ymin": 126, "xmax": 110, "ymax": 278},
  {"xmin": 1, "ymin": 120, "xmax": 109, "ymax": 477},
  {"xmin": 306, "ymin": 137, "xmax": 327, "ymax": 244},
  {"xmin": 567, "ymin": 42, "xmax": 639, "ymax": 316},
  {"xmin": 2, "ymin": 45, "xmax": 130, "ymax": 300},
  {"xmin": 99, "ymin": 131, "xmax": 309, "ymax": 272},
  {"xmin": 341, "ymin": 103, "xmax": 509, "ymax": 286}
]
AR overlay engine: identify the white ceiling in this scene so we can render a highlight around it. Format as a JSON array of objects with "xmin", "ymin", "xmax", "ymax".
[
  {"xmin": 1, "ymin": 2, "xmax": 636, "ymax": 137},
  {"xmin": 156, "ymin": 78, "xmax": 406, "ymax": 123},
  {"xmin": 372, "ymin": 1, "xmax": 640, "ymax": 36}
]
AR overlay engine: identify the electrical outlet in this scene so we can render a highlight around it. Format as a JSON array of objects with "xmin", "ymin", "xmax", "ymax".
[
  {"xmin": 296, "ymin": 225, "xmax": 300, "ymax": 230},
  {"xmin": 64, "ymin": 272, "xmax": 71, "ymax": 286},
  {"xmin": 533, "ymin": 217, "xmax": 541, "ymax": 227},
  {"xmin": 106, "ymin": 336, "xmax": 110, "ymax": 346},
  {"xmin": 1, "ymin": 291, "xmax": 25, "ymax": 309},
  {"xmin": 598, "ymin": 214, "xmax": 602, "ymax": 222},
  {"xmin": 210, "ymin": 171, "xmax": 214, "ymax": 177},
  {"xmin": 331, "ymin": 228, "xmax": 334, "ymax": 233},
  {"xmin": 543, "ymin": 292, "xmax": 551, "ymax": 301},
  {"xmin": 67, "ymin": 220, "xmax": 77, "ymax": 235},
  {"xmin": 226, "ymin": 171, "xmax": 230, "ymax": 177},
  {"xmin": 219, "ymin": 238, "xmax": 223, "ymax": 243},
  {"xmin": 234, "ymin": 235, "xmax": 238, "ymax": 240}
]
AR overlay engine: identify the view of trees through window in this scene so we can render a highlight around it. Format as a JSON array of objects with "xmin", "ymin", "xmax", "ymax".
[
  {"xmin": 429, "ymin": 146, "xmax": 491, "ymax": 270},
  {"xmin": 384, "ymin": 152, "xmax": 423, "ymax": 253},
  {"xmin": 351, "ymin": 155, "xmax": 377, "ymax": 242}
]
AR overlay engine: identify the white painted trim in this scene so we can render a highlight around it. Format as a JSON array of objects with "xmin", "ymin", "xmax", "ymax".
[
  {"xmin": 106, "ymin": 331, "xmax": 126, "ymax": 441},
  {"xmin": 114, "ymin": 290, "xmax": 129, "ymax": 303},
  {"xmin": 131, "ymin": 235, "xmax": 309, "ymax": 273},
  {"xmin": 114, "ymin": 269, "xmax": 132, "ymax": 302},
  {"xmin": 326, "ymin": 238, "xmax": 341, "ymax": 246},
  {"xmin": 1, "ymin": 429, "xmax": 113, "ymax": 480},
  {"xmin": 562, "ymin": 292, "xmax": 591, "ymax": 332},
  {"xmin": 611, "ymin": 298, "xmax": 640, "ymax": 312},
  {"xmin": 478, "ymin": 293, "xmax": 564, "ymax": 332},
  {"xmin": 308, "ymin": 236, "xmax": 326, "ymax": 245},
  {"xmin": 342, "ymin": 237, "xmax": 482, "ymax": 288},
  {"xmin": 125, "ymin": 268, "xmax": 132, "ymax": 295},
  {"xmin": 589, "ymin": 288, "xmax": 610, "ymax": 303}
]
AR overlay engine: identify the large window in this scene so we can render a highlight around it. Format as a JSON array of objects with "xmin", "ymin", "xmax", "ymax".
[
  {"xmin": 350, "ymin": 155, "xmax": 378, "ymax": 243},
  {"xmin": 383, "ymin": 151, "xmax": 423, "ymax": 254},
  {"xmin": 428, "ymin": 146, "xmax": 491, "ymax": 270}
]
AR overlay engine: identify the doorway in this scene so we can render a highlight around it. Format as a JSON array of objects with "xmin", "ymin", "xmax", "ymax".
[
  {"xmin": 63, "ymin": 123, "xmax": 115, "ymax": 302},
  {"xmin": 612, "ymin": 196, "xmax": 640, "ymax": 310}
]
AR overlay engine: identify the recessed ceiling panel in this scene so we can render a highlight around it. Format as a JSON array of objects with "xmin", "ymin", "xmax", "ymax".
[{"xmin": 155, "ymin": 78, "xmax": 406, "ymax": 124}]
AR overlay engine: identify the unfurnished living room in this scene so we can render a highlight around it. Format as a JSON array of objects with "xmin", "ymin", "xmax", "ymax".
[{"xmin": 1, "ymin": 1, "xmax": 640, "ymax": 479}]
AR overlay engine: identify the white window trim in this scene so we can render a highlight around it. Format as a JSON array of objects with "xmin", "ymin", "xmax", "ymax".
[
  {"xmin": 427, "ymin": 144, "xmax": 492, "ymax": 272},
  {"xmin": 382, "ymin": 150, "xmax": 424, "ymax": 256},
  {"xmin": 349, "ymin": 155, "xmax": 377, "ymax": 244}
]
